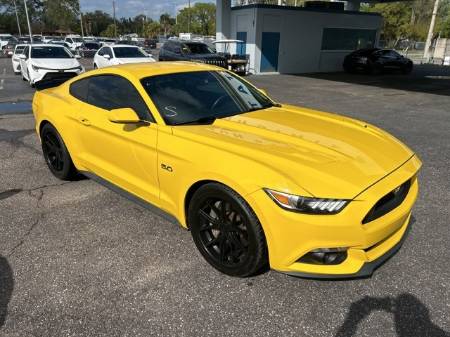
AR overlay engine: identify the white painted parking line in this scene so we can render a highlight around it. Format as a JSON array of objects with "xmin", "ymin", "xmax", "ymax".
[{"xmin": 0, "ymin": 67, "xmax": 5, "ymax": 90}]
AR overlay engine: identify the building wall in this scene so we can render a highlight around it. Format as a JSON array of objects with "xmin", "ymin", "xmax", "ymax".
[{"xmin": 230, "ymin": 5, "xmax": 382, "ymax": 74}]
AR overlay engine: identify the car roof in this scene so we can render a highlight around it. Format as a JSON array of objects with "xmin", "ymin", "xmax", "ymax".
[
  {"xmin": 74, "ymin": 62, "xmax": 222, "ymax": 82},
  {"xmin": 110, "ymin": 44, "xmax": 140, "ymax": 48},
  {"xmin": 31, "ymin": 44, "xmax": 64, "ymax": 48}
]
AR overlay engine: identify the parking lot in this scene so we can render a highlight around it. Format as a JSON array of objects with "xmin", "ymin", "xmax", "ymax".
[{"xmin": 1, "ymin": 56, "xmax": 449, "ymax": 337}]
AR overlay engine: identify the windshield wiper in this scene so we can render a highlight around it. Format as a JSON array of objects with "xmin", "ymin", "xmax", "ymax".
[{"xmin": 175, "ymin": 116, "xmax": 217, "ymax": 126}]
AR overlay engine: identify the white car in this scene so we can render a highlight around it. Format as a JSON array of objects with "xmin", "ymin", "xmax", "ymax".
[
  {"xmin": 64, "ymin": 35, "xmax": 83, "ymax": 50},
  {"xmin": 93, "ymin": 45, "xmax": 155, "ymax": 69},
  {"xmin": 11, "ymin": 44, "xmax": 27, "ymax": 74},
  {"xmin": 0, "ymin": 34, "xmax": 13, "ymax": 49},
  {"xmin": 19, "ymin": 44, "xmax": 84, "ymax": 87}
]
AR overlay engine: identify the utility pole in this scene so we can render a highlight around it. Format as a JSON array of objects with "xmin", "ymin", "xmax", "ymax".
[
  {"xmin": 113, "ymin": 0, "xmax": 117, "ymax": 38},
  {"xmin": 424, "ymin": 0, "xmax": 440, "ymax": 62},
  {"xmin": 142, "ymin": 16, "xmax": 145, "ymax": 37},
  {"xmin": 13, "ymin": 0, "xmax": 22, "ymax": 36},
  {"xmin": 23, "ymin": 0, "xmax": 33, "ymax": 43},
  {"xmin": 80, "ymin": 9, "xmax": 85, "ymax": 39},
  {"xmin": 188, "ymin": 0, "xmax": 191, "ymax": 33}
]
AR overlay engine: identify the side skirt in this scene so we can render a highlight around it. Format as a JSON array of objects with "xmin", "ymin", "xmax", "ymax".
[{"xmin": 80, "ymin": 170, "xmax": 183, "ymax": 228}]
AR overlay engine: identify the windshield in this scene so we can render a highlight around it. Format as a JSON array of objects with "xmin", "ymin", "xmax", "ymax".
[
  {"xmin": 72, "ymin": 37, "xmax": 83, "ymax": 42},
  {"xmin": 184, "ymin": 43, "xmax": 214, "ymax": 54},
  {"xmin": 113, "ymin": 47, "xmax": 146, "ymax": 58},
  {"xmin": 141, "ymin": 71, "xmax": 275, "ymax": 125},
  {"xmin": 31, "ymin": 46, "xmax": 72, "ymax": 59}
]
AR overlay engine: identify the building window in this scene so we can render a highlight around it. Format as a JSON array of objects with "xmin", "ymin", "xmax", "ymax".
[{"xmin": 321, "ymin": 28, "xmax": 377, "ymax": 51}]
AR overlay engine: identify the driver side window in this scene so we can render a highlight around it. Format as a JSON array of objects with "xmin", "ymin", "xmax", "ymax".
[{"xmin": 88, "ymin": 75, "xmax": 154, "ymax": 122}]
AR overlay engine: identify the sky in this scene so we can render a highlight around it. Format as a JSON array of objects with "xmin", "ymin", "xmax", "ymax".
[{"xmin": 80, "ymin": 0, "xmax": 215, "ymax": 20}]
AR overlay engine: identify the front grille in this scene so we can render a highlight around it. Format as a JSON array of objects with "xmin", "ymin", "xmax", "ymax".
[{"xmin": 362, "ymin": 179, "xmax": 411, "ymax": 224}]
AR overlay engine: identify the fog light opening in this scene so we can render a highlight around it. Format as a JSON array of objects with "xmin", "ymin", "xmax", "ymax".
[{"xmin": 297, "ymin": 248, "xmax": 348, "ymax": 265}]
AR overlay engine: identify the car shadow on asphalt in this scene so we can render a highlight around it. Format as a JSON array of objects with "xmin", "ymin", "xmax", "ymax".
[
  {"xmin": 294, "ymin": 64, "xmax": 450, "ymax": 97},
  {"xmin": 0, "ymin": 255, "xmax": 13, "ymax": 329},
  {"xmin": 335, "ymin": 293, "xmax": 450, "ymax": 337}
]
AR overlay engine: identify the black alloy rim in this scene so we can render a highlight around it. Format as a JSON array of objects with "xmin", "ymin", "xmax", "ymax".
[
  {"xmin": 197, "ymin": 198, "xmax": 250, "ymax": 268},
  {"xmin": 42, "ymin": 132, "xmax": 64, "ymax": 172}
]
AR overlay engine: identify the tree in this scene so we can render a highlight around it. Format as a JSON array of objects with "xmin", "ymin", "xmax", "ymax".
[
  {"xmin": 82, "ymin": 10, "xmax": 113, "ymax": 36},
  {"xmin": 100, "ymin": 23, "xmax": 116, "ymax": 37},
  {"xmin": 175, "ymin": 3, "xmax": 216, "ymax": 36},
  {"xmin": 143, "ymin": 21, "xmax": 161, "ymax": 38},
  {"xmin": 42, "ymin": 0, "xmax": 80, "ymax": 31},
  {"xmin": 160, "ymin": 13, "xmax": 175, "ymax": 36},
  {"xmin": 363, "ymin": 0, "xmax": 450, "ymax": 44}
]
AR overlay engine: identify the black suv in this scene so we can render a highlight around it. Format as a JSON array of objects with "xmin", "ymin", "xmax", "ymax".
[{"xmin": 159, "ymin": 40, "xmax": 227, "ymax": 68}]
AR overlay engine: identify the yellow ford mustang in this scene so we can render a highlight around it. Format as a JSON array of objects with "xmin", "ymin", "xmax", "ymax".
[{"xmin": 32, "ymin": 62, "xmax": 421, "ymax": 278}]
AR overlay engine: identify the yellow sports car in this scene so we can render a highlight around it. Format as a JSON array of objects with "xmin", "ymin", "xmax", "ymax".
[{"xmin": 32, "ymin": 62, "xmax": 421, "ymax": 278}]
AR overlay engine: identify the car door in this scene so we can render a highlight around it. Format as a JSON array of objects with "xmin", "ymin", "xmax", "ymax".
[
  {"xmin": 71, "ymin": 74, "xmax": 160, "ymax": 204},
  {"xmin": 96, "ymin": 47, "xmax": 111, "ymax": 68},
  {"xmin": 20, "ymin": 46, "xmax": 30, "ymax": 79}
]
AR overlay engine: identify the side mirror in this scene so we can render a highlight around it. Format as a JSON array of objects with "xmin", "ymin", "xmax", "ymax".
[
  {"xmin": 258, "ymin": 88, "xmax": 268, "ymax": 96},
  {"xmin": 19, "ymin": 54, "xmax": 27, "ymax": 60},
  {"xmin": 103, "ymin": 54, "xmax": 111, "ymax": 60},
  {"xmin": 108, "ymin": 108, "xmax": 141, "ymax": 124}
]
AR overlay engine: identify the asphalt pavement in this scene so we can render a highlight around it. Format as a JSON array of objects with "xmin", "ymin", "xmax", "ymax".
[{"xmin": 0, "ymin": 56, "xmax": 449, "ymax": 337}]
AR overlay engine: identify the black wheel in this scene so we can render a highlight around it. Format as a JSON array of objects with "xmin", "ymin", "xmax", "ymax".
[
  {"xmin": 188, "ymin": 183, "xmax": 268, "ymax": 277},
  {"xmin": 40, "ymin": 123, "xmax": 77, "ymax": 180}
]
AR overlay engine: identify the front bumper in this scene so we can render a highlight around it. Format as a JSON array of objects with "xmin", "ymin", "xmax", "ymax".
[
  {"xmin": 246, "ymin": 155, "xmax": 421, "ymax": 279},
  {"xmin": 30, "ymin": 68, "xmax": 83, "ymax": 84}
]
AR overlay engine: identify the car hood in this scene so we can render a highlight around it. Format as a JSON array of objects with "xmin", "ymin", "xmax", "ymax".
[
  {"xmin": 31, "ymin": 58, "xmax": 80, "ymax": 69},
  {"xmin": 173, "ymin": 105, "xmax": 415, "ymax": 199},
  {"xmin": 117, "ymin": 57, "xmax": 155, "ymax": 64}
]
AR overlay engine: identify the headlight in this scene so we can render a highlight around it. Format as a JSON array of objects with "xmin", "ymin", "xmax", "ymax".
[
  {"xmin": 264, "ymin": 189, "xmax": 349, "ymax": 214},
  {"xmin": 31, "ymin": 64, "xmax": 41, "ymax": 71}
]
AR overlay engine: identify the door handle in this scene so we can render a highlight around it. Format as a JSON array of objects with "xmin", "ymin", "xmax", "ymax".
[{"xmin": 78, "ymin": 116, "xmax": 91, "ymax": 126}]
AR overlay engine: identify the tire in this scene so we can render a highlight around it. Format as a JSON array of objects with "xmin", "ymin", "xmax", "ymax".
[
  {"xmin": 40, "ymin": 123, "xmax": 77, "ymax": 180},
  {"xmin": 187, "ymin": 183, "xmax": 268, "ymax": 277}
]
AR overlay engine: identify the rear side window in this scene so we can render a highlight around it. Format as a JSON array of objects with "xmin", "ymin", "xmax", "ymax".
[
  {"xmin": 69, "ymin": 78, "xmax": 89, "ymax": 102},
  {"xmin": 87, "ymin": 75, "xmax": 154, "ymax": 122}
]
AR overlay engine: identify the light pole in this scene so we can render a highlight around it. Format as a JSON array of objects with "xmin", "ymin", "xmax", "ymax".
[
  {"xmin": 187, "ymin": 0, "xmax": 191, "ymax": 34},
  {"xmin": 424, "ymin": 0, "xmax": 440, "ymax": 62},
  {"xmin": 113, "ymin": 0, "xmax": 117, "ymax": 38},
  {"xmin": 23, "ymin": 0, "xmax": 33, "ymax": 43},
  {"xmin": 80, "ymin": 4, "xmax": 85, "ymax": 39},
  {"xmin": 13, "ymin": 0, "xmax": 22, "ymax": 36}
]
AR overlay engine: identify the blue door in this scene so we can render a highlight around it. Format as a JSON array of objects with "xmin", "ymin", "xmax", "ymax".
[
  {"xmin": 260, "ymin": 32, "xmax": 280, "ymax": 72},
  {"xmin": 236, "ymin": 31, "xmax": 247, "ymax": 56}
]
